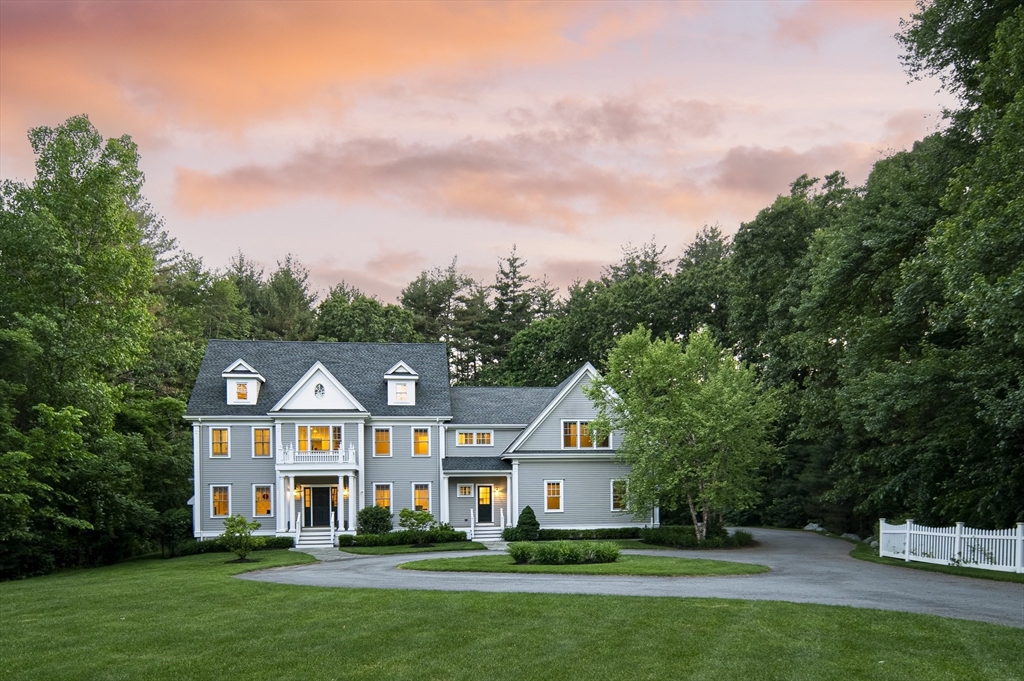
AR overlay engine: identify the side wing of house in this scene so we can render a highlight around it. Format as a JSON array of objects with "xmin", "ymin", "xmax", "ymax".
[{"xmin": 505, "ymin": 364, "xmax": 642, "ymax": 529}]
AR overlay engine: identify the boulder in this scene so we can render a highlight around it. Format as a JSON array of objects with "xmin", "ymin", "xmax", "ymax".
[
  {"xmin": 841, "ymin": 532, "xmax": 862, "ymax": 542},
  {"xmin": 803, "ymin": 523, "xmax": 820, "ymax": 531},
  {"xmin": 870, "ymin": 540, "xmax": 879, "ymax": 549}
]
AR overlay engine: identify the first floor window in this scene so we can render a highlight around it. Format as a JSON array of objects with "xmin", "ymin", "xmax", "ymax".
[
  {"xmin": 413, "ymin": 483, "xmax": 430, "ymax": 512},
  {"xmin": 254, "ymin": 485, "xmax": 273, "ymax": 516},
  {"xmin": 545, "ymin": 480, "xmax": 563, "ymax": 512},
  {"xmin": 253, "ymin": 428, "xmax": 271, "ymax": 456},
  {"xmin": 457, "ymin": 484, "xmax": 473, "ymax": 497},
  {"xmin": 374, "ymin": 428, "xmax": 391, "ymax": 456},
  {"xmin": 211, "ymin": 428, "xmax": 229, "ymax": 456},
  {"xmin": 374, "ymin": 484, "xmax": 392, "ymax": 511},
  {"xmin": 212, "ymin": 486, "xmax": 230, "ymax": 517},
  {"xmin": 611, "ymin": 480, "xmax": 627, "ymax": 512},
  {"xmin": 413, "ymin": 428, "xmax": 430, "ymax": 456}
]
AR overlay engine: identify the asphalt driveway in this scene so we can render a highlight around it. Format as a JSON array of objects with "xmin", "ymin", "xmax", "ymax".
[{"xmin": 238, "ymin": 528, "xmax": 1024, "ymax": 628}]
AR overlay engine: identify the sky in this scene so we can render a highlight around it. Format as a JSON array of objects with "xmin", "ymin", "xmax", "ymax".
[{"xmin": 0, "ymin": 0, "xmax": 955, "ymax": 302}]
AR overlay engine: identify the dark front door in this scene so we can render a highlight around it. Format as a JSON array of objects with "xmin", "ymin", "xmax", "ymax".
[
  {"xmin": 311, "ymin": 487, "xmax": 331, "ymax": 527},
  {"xmin": 477, "ymin": 485, "xmax": 493, "ymax": 523}
]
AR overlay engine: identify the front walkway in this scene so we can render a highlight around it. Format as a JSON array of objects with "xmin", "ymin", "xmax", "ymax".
[{"xmin": 245, "ymin": 528, "xmax": 1023, "ymax": 628}]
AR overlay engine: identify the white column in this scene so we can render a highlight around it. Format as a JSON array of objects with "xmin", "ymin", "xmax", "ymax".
[
  {"xmin": 276, "ymin": 473, "xmax": 285, "ymax": 533},
  {"xmin": 511, "ymin": 460, "xmax": 519, "ymax": 524},
  {"xmin": 345, "ymin": 475, "xmax": 354, "ymax": 531},
  {"xmin": 506, "ymin": 474, "xmax": 512, "ymax": 527},
  {"xmin": 1016, "ymin": 523, "xmax": 1024, "ymax": 574},
  {"xmin": 357, "ymin": 423, "xmax": 366, "ymax": 513},
  {"xmin": 285, "ymin": 476, "xmax": 293, "ymax": 532},
  {"xmin": 192, "ymin": 424, "xmax": 201, "ymax": 537},
  {"xmin": 338, "ymin": 474, "xmax": 344, "ymax": 530}
]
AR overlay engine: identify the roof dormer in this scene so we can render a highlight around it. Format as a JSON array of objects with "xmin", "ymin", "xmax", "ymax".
[
  {"xmin": 384, "ymin": 361, "xmax": 419, "ymax": 406},
  {"xmin": 222, "ymin": 358, "xmax": 266, "ymax": 405}
]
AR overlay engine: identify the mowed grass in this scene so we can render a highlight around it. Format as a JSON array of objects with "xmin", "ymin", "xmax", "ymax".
[
  {"xmin": 848, "ymin": 542, "xmax": 1024, "ymax": 584},
  {"xmin": 339, "ymin": 541, "xmax": 487, "ymax": 555},
  {"xmin": 1, "ymin": 550, "xmax": 1022, "ymax": 681},
  {"xmin": 399, "ymin": 553, "xmax": 769, "ymax": 576}
]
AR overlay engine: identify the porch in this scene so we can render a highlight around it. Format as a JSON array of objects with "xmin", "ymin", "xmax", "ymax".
[
  {"xmin": 443, "ymin": 472, "xmax": 512, "ymax": 541},
  {"xmin": 276, "ymin": 473, "xmax": 360, "ymax": 548}
]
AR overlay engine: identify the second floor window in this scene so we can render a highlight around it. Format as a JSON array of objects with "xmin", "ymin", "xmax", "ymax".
[
  {"xmin": 374, "ymin": 428, "xmax": 391, "ymax": 456},
  {"xmin": 211, "ymin": 428, "xmax": 229, "ymax": 456},
  {"xmin": 413, "ymin": 428, "xmax": 429, "ymax": 456},
  {"xmin": 563, "ymin": 421, "xmax": 609, "ymax": 449},
  {"xmin": 299, "ymin": 426, "xmax": 342, "ymax": 452},
  {"xmin": 253, "ymin": 428, "xmax": 271, "ymax": 456}
]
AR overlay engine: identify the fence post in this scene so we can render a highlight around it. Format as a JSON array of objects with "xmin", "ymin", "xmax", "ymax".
[
  {"xmin": 1017, "ymin": 523, "xmax": 1023, "ymax": 574},
  {"xmin": 954, "ymin": 521, "xmax": 964, "ymax": 564},
  {"xmin": 905, "ymin": 519, "xmax": 913, "ymax": 562}
]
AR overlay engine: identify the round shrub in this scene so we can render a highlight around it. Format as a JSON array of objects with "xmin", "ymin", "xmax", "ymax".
[{"xmin": 357, "ymin": 505, "xmax": 393, "ymax": 535}]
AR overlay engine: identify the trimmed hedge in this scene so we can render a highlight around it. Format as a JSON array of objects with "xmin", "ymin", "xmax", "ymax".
[
  {"xmin": 337, "ymin": 528, "xmax": 468, "ymax": 548},
  {"xmin": 508, "ymin": 540, "xmax": 620, "ymax": 565},
  {"xmin": 639, "ymin": 526, "xmax": 754, "ymax": 549},
  {"xmin": 171, "ymin": 536, "xmax": 294, "ymax": 557},
  {"xmin": 502, "ymin": 526, "xmax": 643, "ymax": 541}
]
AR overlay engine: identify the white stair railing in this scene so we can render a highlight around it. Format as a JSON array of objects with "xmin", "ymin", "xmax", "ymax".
[
  {"xmin": 500, "ymin": 507, "xmax": 506, "ymax": 530},
  {"xmin": 295, "ymin": 511, "xmax": 302, "ymax": 544},
  {"xmin": 330, "ymin": 512, "xmax": 337, "ymax": 546},
  {"xmin": 469, "ymin": 509, "xmax": 475, "ymax": 540}
]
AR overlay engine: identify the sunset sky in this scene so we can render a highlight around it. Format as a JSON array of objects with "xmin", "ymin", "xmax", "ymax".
[{"xmin": 0, "ymin": 0, "xmax": 955, "ymax": 301}]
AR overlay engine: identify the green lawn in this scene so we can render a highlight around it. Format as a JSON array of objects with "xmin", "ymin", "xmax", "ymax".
[
  {"xmin": 339, "ymin": 541, "xmax": 487, "ymax": 555},
  {"xmin": 848, "ymin": 542, "xmax": 1024, "ymax": 584},
  {"xmin": 399, "ymin": 553, "xmax": 769, "ymax": 576},
  {"xmin": 1, "ymin": 550, "xmax": 1022, "ymax": 681}
]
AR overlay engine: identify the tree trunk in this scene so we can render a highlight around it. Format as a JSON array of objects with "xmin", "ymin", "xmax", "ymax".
[{"xmin": 686, "ymin": 494, "xmax": 705, "ymax": 542}]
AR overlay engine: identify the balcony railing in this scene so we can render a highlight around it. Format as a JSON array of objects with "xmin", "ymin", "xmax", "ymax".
[{"xmin": 279, "ymin": 443, "xmax": 358, "ymax": 466}]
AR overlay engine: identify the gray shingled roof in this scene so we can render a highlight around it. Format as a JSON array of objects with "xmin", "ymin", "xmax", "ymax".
[
  {"xmin": 449, "ymin": 386, "xmax": 558, "ymax": 425},
  {"xmin": 186, "ymin": 340, "xmax": 451, "ymax": 417},
  {"xmin": 442, "ymin": 457, "xmax": 512, "ymax": 471}
]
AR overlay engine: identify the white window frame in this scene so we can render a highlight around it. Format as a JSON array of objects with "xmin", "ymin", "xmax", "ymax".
[
  {"xmin": 411, "ymin": 482, "xmax": 432, "ymax": 513},
  {"xmin": 252, "ymin": 483, "xmax": 275, "ymax": 518},
  {"xmin": 210, "ymin": 484, "xmax": 231, "ymax": 518},
  {"xmin": 560, "ymin": 420, "xmax": 612, "ymax": 450},
  {"xmin": 411, "ymin": 427, "xmax": 431, "ymax": 457},
  {"xmin": 374, "ymin": 483, "xmax": 393, "ymax": 512},
  {"xmin": 456, "ymin": 483, "xmax": 474, "ymax": 498},
  {"xmin": 455, "ymin": 430, "xmax": 494, "ymax": 447},
  {"xmin": 209, "ymin": 426, "xmax": 231, "ymax": 458},
  {"xmin": 296, "ymin": 424, "xmax": 343, "ymax": 453},
  {"xmin": 373, "ymin": 427, "xmax": 393, "ymax": 457},
  {"xmin": 544, "ymin": 479, "xmax": 564, "ymax": 513},
  {"xmin": 611, "ymin": 479, "xmax": 627, "ymax": 512},
  {"xmin": 251, "ymin": 426, "xmax": 273, "ymax": 458}
]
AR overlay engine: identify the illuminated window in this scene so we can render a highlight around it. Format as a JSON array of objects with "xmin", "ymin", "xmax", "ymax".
[
  {"xmin": 374, "ymin": 428, "xmax": 391, "ymax": 456},
  {"xmin": 413, "ymin": 483, "xmax": 430, "ymax": 512},
  {"xmin": 456, "ymin": 430, "xmax": 493, "ymax": 446},
  {"xmin": 254, "ymin": 485, "xmax": 272, "ymax": 516},
  {"xmin": 253, "ymin": 428, "xmax": 271, "ymax": 456},
  {"xmin": 374, "ymin": 484, "xmax": 392, "ymax": 511},
  {"xmin": 395, "ymin": 383, "xmax": 408, "ymax": 402},
  {"xmin": 457, "ymin": 484, "xmax": 474, "ymax": 498},
  {"xmin": 412, "ymin": 428, "xmax": 430, "ymax": 456},
  {"xmin": 545, "ymin": 480, "xmax": 563, "ymax": 512},
  {"xmin": 298, "ymin": 425, "xmax": 342, "ymax": 452},
  {"xmin": 211, "ymin": 486, "xmax": 230, "ymax": 517},
  {"xmin": 562, "ymin": 421, "xmax": 609, "ymax": 449},
  {"xmin": 611, "ymin": 480, "xmax": 627, "ymax": 512},
  {"xmin": 211, "ymin": 428, "xmax": 229, "ymax": 457},
  {"xmin": 236, "ymin": 382, "xmax": 248, "ymax": 400}
]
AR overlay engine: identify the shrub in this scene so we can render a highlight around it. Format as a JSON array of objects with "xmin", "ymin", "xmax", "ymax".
[
  {"xmin": 171, "ymin": 535, "xmax": 292, "ymax": 557},
  {"xmin": 514, "ymin": 506, "xmax": 540, "ymax": 541},
  {"xmin": 341, "ymin": 528, "xmax": 468, "ymax": 548},
  {"xmin": 639, "ymin": 526, "xmax": 753, "ymax": 549},
  {"xmin": 508, "ymin": 540, "xmax": 620, "ymax": 565},
  {"xmin": 536, "ymin": 527, "xmax": 642, "ymax": 540},
  {"xmin": 219, "ymin": 514, "xmax": 266, "ymax": 560},
  {"xmin": 357, "ymin": 505, "xmax": 393, "ymax": 535}
]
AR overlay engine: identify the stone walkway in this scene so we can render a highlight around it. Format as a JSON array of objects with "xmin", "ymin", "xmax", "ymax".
[{"xmin": 245, "ymin": 528, "xmax": 1024, "ymax": 628}]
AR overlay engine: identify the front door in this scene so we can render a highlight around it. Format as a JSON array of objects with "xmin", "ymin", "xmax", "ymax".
[
  {"xmin": 304, "ymin": 487, "xmax": 332, "ymax": 527},
  {"xmin": 477, "ymin": 485, "xmax": 493, "ymax": 523}
]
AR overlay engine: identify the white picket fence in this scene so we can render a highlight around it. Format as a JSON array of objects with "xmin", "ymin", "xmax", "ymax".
[{"xmin": 879, "ymin": 519, "xmax": 1024, "ymax": 573}]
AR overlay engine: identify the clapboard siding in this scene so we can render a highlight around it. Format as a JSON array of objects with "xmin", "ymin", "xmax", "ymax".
[
  {"xmin": 447, "ymin": 476, "xmax": 511, "ymax": 527},
  {"xmin": 515, "ymin": 459, "xmax": 639, "ymax": 528},
  {"xmin": 445, "ymin": 427, "xmax": 521, "ymax": 455},
  {"xmin": 519, "ymin": 377, "xmax": 622, "ymax": 451},
  {"xmin": 363, "ymin": 424, "xmax": 440, "ymax": 515},
  {"xmin": 198, "ymin": 424, "xmax": 277, "ymax": 534}
]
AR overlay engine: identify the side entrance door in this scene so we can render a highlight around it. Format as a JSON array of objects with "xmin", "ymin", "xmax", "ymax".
[{"xmin": 477, "ymin": 485, "xmax": 493, "ymax": 523}]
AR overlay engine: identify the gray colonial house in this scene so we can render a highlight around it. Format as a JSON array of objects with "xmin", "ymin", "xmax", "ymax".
[{"xmin": 185, "ymin": 340, "xmax": 646, "ymax": 547}]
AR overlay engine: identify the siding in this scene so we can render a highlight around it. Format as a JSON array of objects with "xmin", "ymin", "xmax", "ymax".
[
  {"xmin": 515, "ymin": 459, "xmax": 640, "ymax": 528},
  {"xmin": 445, "ymin": 427, "xmax": 521, "ymax": 455},
  {"xmin": 447, "ymin": 476, "xmax": 511, "ymax": 527},
  {"xmin": 198, "ymin": 423, "xmax": 277, "ymax": 534},
  {"xmin": 518, "ymin": 377, "xmax": 623, "ymax": 451},
  {"xmin": 363, "ymin": 424, "xmax": 441, "ymax": 516}
]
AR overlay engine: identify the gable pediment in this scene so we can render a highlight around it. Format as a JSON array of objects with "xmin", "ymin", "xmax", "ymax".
[{"xmin": 271, "ymin": 362, "xmax": 367, "ymax": 412}]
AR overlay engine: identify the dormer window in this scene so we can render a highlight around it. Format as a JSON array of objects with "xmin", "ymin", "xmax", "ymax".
[
  {"xmin": 236, "ymin": 383, "xmax": 248, "ymax": 401},
  {"xmin": 222, "ymin": 359, "xmax": 265, "ymax": 405},
  {"xmin": 384, "ymin": 361, "xmax": 418, "ymax": 406},
  {"xmin": 395, "ymin": 383, "xmax": 408, "ymax": 402}
]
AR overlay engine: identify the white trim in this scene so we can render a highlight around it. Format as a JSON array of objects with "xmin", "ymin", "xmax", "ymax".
[
  {"xmin": 192, "ymin": 424, "xmax": 201, "ymax": 536},
  {"xmin": 455, "ymin": 430, "xmax": 494, "ymax": 447},
  {"xmin": 384, "ymin": 360, "xmax": 419, "ymax": 378},
  {"xmin": 209, "ymin": 426, "xmax": 231, "ymax": 458},
  {"xmin": 373, "ymin": 482, "xmax": 393, "ymax": 512},
  {"xmin": 611, "ymin": 479, "xmax": 627, "ymax": 512},
  {"xmin": 456, "ymin": 483, "xmax": 474, "ymax": 498},
  {"xmin": 476, "ymin": 484, "xmax": 495, "ymax": 522},
  {"xmin": 560, "ymin": 419, "xmax": 612, "ymax": 450},
  {"xmin": 223, "ymin": 358, "xmax": 258, "ymax": 375},
  {"xmin": 253, "ymin": 483, "xmax": 275, "ymax": 518},
  {"xmin": 506, "ymin": 363, "xmax": 598, "ymax": 453},
  {"xmin": 411, "ymin": 426, "xmax": 431, "ymax": 457},
  {"xmin": 251, "ymin": 426, "xmax": 273, "ymax": 458},
  {"xmin": 270, "ymin": 361, "xmax": 368, "ymax": 413},
  {"xmin": 295, "ymin": 423, "xmax": 344, "ymax": 453},
  {"xmin": 372, "ymin": 426, "xmax": 393, "ymax": 457},
  {"xmin": 411, "ymin": 482, "xmax": 432, "ymax": 513},
  {"xmin": 210, "ymin": 484, "xmax": 231, "ymax": 518},
  {"xmin": 543, "ymin": 479, "xmax": 564, "ymax": 513}
]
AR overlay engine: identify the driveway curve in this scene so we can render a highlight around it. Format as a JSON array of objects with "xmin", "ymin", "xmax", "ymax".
[{"xmin": 239, "ymin": 528, "xmax": 1024, "ymax": 628}]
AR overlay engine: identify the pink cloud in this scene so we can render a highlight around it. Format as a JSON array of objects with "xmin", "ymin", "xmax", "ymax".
[
  {"xmin": 773, "ymin": 0, "xmax": 918, "ymax": 49},
  {"xmin": 712, "ymin": 143, "xmax": 877, "ymax": 197}
]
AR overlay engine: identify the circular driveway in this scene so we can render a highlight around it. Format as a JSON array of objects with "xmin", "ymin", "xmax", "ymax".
[{"xmin": 239, "ymin": 528, "xmax": 1024, "ymax": 628}]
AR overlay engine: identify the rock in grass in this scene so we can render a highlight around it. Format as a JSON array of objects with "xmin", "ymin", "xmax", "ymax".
[{"xmin": 803, "ymin": 523, "xmax": 820, "ymax": 531}]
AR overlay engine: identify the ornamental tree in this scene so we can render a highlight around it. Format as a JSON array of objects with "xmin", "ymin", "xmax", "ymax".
[{"xmin": 586, "ymin": 326, "xmax": 779, "ymax": 541}]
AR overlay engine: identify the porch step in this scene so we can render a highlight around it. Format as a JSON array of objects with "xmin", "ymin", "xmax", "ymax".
[
  {"xmin": 296, "ymin": 528, "xmax": 335, "ymax": 547},
  {"xmin": 471, "ymin": 525, "xmax": 505, "ymax": 541}
]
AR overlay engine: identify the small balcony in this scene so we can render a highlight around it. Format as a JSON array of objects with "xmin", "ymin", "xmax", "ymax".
[{"xmin": 278, "ymin": 443, "xmax": 358, "ymax": 467}]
